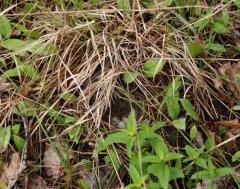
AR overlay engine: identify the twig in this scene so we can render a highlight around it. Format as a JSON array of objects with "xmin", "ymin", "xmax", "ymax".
[{"xmin": 7, "ymin": 112, "xmax": 29, "ymax": 189}]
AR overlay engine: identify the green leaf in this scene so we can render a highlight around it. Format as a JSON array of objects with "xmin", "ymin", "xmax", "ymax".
[
  {"xmin": 159, "ymin": 164, "xmax": 170, "ymax": 189},
  {"xmin": 0, "ymin": 16, "xmax": 12, "ymax": 38},
  {"xmin": 215, "ymin": 167, "xmax": 233, "ymax": 177},
  {"xmin": 222, "ymin": 12, "xmax": 229, "ymax": 25},
  {"xmin": 165, "ymin": 96, "xmax": 180, "ymax": 120},
  {"xmin": 1, "ymin": 39, "xmax": 27, "ymax": 55},
  {"xmin": 233, "ymin": 105, "xmax": 240, "ymax": 111},
  {"xmin": 3, "ymin": 68, "xmax": 19, "ymax": 78},
  {"xmin": 127, "ymin": 109, "xmax": 137, "ymax": 136},
  {"xmin": 191, "ymin": 170, "xmax": 209, "ymax": 179},
  {"xmin": 212, "ymin": 22, "xmax": 229, "ymax": 34},
  {"xmin": 117, "ymin": 0, "xmax": 130, "ymax": 10},
  {"xmin": 190, "ymin": 125, "xmax": 197, "ymax": 140},
  {"xmin": 24, "ymin": 2, "xmax": 37, "ymax": 12},
  {"xmin": 188, "ymin": 42, "xmax": 204, "ymax": 57},
  {"xmin": 151, "ymin": 121, "xmax": 166, "ymax": 131},
  {"xmin": 129, "ymin": 164, "xmax": 142, "ymax": 185},
  {"xmin": 167, "ymin": 76, "xmax": 181, "ymax": 97},
  {"xmin": 106, "ymin": 149, "xmax": 120, "ymax": 170},
  {"xmin": 232, "ymin": 151, "xmax": 240, "ymax": 162},
  {"xmin": 14, "ymin": 23, "xmax": 40, "ymax": 39},
  {"xmin": 60, "ymin": 92, "xmax": 77, "ymax": 101},
  {"xmin": 0, "ymin": 127, "xmax": 11, "ymax": 150},
  {"xmin": 180, "ymin": 99, "xmax": 199, "ymax": 121},
  {"xmin": 11, "ymin": 124, "xmax": 20, "ymax": 136},
  {"xmin": 26, "ymin": 40, "xmax": 57, "ymax": 55},
  {"xmin": 169, "ymin": 167, "xmax": 184, "ymax": 180},
  {"xmin": 68, "ymin": 127, "xmax": 83, "ymax": 143},
  {"xmin": 142, "ymin": 155, "xmax": 161, "ymax": 163},
  {"xmin": 172, "ymin": 118, "xmax": 186, "ymax": 130},
  {"xmin": 195, "ymin": 157, "xmax": 208, "ymax": 169},
  {"xmin": 206, "ymin": 43, "xmax": 227, "ymax": 52},
  {"xmin": 147, "ymin": 163, "xmax": 170, "ymax": 189},
  {"xmin": 19, "ymin": 64, "xmax": 39, "ymax": 79},
  {"xmin": 194, "ymin": 19, "xmax": 209, "ymax": 30},
  {"xmin": 103, "ymin": 132, "xmax": 129, "ymax": 147},
  {"xmin": 208, "ymin": 158, "xmax": 215, "ymax": 178},
  {"xmin": 165, "ymin": 153, "xmax": 184, "ymax": 162},
  {"xmin": 142, "ymin": 59, "xmax": 165, "ymax": 78},
  {"xmin": 13, "ymin": 101, "xmax": 35, "ymax": 117},
  {"xmin": 78, "ymin": 179, "xmax": 90, "ymax": 189},
  {"xmin": 13, "ymin": 135, "xmax": 25, "ymax": 151},
  {"xmin": 122, "ymin": 71, "xmax": 138, "ymax": 84}
]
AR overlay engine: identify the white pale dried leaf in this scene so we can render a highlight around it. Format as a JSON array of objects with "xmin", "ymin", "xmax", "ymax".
[
  {"xmin": 28, "ymin": 175, "xmax": 49, "ymax": 189},
  {"xmin": 1, "ymin": 153, "xmax": 20, "ymax": 183},
  {"xmin": 43, "ymin": 147, "xmax": 62, "ymax": 179}
]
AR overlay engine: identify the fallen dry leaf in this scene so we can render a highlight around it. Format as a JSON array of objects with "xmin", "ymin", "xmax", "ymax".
[
  {"xmin": 214, "ymin": 119, "xmax": 240, "ymax": 129},
  {"xmin": 0, "ymin": 153, "xmax": 20, "ymax": 186},
  {"xmin": 28, "ymin": 175, "xmax": 49, "ymax": 189},
  {"xmin": 43, "ymin": 142, "xmax": 74, "ymax": 179},
  {"xmin": 43, "ymin": 146, "xmax": 62, "ymax": 179},
  {"xmin": 219, "ymin": 62, "xmax": 240, "ymax": 98}
]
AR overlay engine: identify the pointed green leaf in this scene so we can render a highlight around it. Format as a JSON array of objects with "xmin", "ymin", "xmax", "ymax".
[
  {"xmin": 129, "ymin": 164, "xmax": 142, "ymax": 185},
  {"xmin": 188, "ymin": 42, "xmax": 204, "ymax": 57},
  {"xmin": 169, "ymin": 167, "xmax": 184, "ymax": 180},
  {"xmin": 180, "ymin": 99, "xmax": 199, "ymax": 120},
  {"xmin": 190, "ymin": 125, "xmax": 197, "ymax": 140},
  {"xmin": 165, "ymin": 96, "xmax": 180, "ymax": 120},
  {"xmin": 215, "ymin": 167, "xmax": 233, "ymax": 177},
  {"xmin": 11, "ymin": 124, "xmax": 21, "ymax": 136},
  {"xmin": 142, "ymin": 59, "xmax": 165, "ymax": 78},
  {"xmin": 172, "ymin": 118, "xmax": 186, "ymax": 130},
  {"xmin": 13, "ymin": 135, "xmax": 25, "ymax": 151},
  {"xmin": 0, "ymin": 16, "xmax": 12, "ymax": 38},
  {"xmin": 191, "ymin": 170, "xmax": 209, "ymax": 179},
  {"xmin": 0, "ymin": 127, "xmax": 11, "ymax": 149},
  {"xmin": 122, "ymin": 71, "xmax": 138, "ymax": 84},
  {"xmin": 206, "ymin": 43, "xmax": 227, "ymax": 52},
  {"xmin": 127, "ymin": 109, "xmax": 137, "ymax": 136},
  {"xmin": 212, "ymin": 22, "xmax": 229, "ymax": 34},
  {"xmin": 232, "ymin": 151, "xmax": 240, "ymax": 162}
]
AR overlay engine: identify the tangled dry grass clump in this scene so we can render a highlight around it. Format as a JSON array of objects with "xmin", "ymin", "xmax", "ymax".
[{"xmin": 0, "ymin": 0, "xmax": 240, "ymax": 188}]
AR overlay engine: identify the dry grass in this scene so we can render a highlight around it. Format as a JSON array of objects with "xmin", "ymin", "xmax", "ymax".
[{"xmin": 0, "ymin": 0, "xmax": 240, "ymax": 188}]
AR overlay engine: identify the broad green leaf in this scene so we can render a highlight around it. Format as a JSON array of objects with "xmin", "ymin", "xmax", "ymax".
[
  {"xmin": 68, "ymin": 127, "xmax": 83, "ymax": 143},
  {"xmin": 64, "ymin": 116, "xmax": 78, "ymax": 124},
  {"xmin": 159, "ymin": 164, "xmax": 170, "ymax": 189},
  {"xmin": 172, "ymin": 118, "xmax": 186, "ymax": 130},
  {"xmin": 19, "ymin": 64, "xmax": 39, "ymax": 79},
  {"xmin": 78, "ymin": 179, "xmax": 90, "ymax": 189},
  {"xmin": 233, "ymin": 105, "xmax": 240, "ymax": 111},
  {"xmin": 117, "ymin": 0, "xmax": 130, "ymax": 10},
  {"xmin": 103, "ymin": 132, "xmax": 129, "ymax": 147},
  {"xmin": 13, "ymin": 101, "xmax": 35, "ymax": 117},
  {"xmin": 206, "ymin": 43, "xmax": 227, "ymax": 52},
  {"xmin": 212, "ymin": 22, "xmax": 229, "ymax": 34},
  {"xmin": 208, "ymin": 158, "xmax": 215, "ymax": 178},
  {"xmin": 106, "ymin": 149, "xmax": 120, "ymax": 170},
  {"xmin": 122, "ymin": 71, "xmax": 138, "ymax": 84},
  {"xmin": 165, "ymin": 153, "xmax": 184, "ymax": 162},
  {"xmin": 169, "ymin": 167, "xmax": 184, "ymax": 180},
  {"xmin": 26, "ymin": 40, "xmax": 57, "ymax": 55},
  {"xmin": 127, "ymin": 109, "xmax": 137, "ymax": 136},
  {"xmin": 165, "ymin": 96, "xmax": 180, "ymax": 120},
  {"xmin": 188, "ymin": 42, "xmax": 204, "ymax": 57},
  {"xmin": 0, "ymin": 16, "xmax": 12, "ymax": 38},
  {"xmin": 1, "ymin": 39, "xmax": 27, "ymax": 55},
  {"xmin": 195, "ymin": 157, "xmax": 208, "ymax": 169},
  {"xmin": 232, "ymin": 151, "xmax": 240, "ymax": 162},
  {"xmin": 24, "ymin": 2, "xmax": 37, "ymax": 12},
  {"xmin": 14, "ymin": 23, "xmax": 40, "ymax": 39},
  {"xmin": 147, "ymin": 163, "xmax": 170, "ymax": 189},
  {"xmin": 215, "ymin": 167, "xmax": 233, "ymax": 177},
  {"xmin": 142, "ymin": 59, "xmax": 165, "ymax": 78},
  {"xmin": 180, "ymin": 99, "xmax": 198, "ymax": 120},
  {"xmin": 190, "ymin": 125, "xmax": 197, "ymax": 140},
  {"xmin": 222, "ymin": 12, "xmax": 229, "ymax": 25},
  {"xmin": 129, "ymin": 164, "xmax": 142, "ymax": 185},
  {"xmin": 138, "ymin": 131, "xmax": 161, "ymax": 141},
  {"xmin": 194, "ymin": 19, "xmax": 209, "ymax": 30},
  {"xmin": 0, "ymin": 127, "xmax": 11, "ymax": 150},
  {"xmin": 151, "ymin": 121, "xmax": 165, "ymax": 131},
  {"xmin": 142, "ymin": 155, "xmax": 161, "ymax": 163},
  {"xmin": 11, "ymin": 124, "xmax": 20, "ymax": 136},
  {"xmin": 60, "ymin": 92, "xmax": 77, "ymax": 101},
  {"xmin": 191, "ymin": 170, "xmax": 209, "ymax": 179},
  {"xmin": 3, "ymin": 68, "xmax": 19, "ymax": 78},
  {"xmin": 13, "ymin": 135, "xmax": 25, "ymax": 151}
]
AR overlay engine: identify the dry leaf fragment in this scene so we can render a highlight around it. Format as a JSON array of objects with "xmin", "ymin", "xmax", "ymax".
[
  {"xmin": 43, "ymin": 146, "xmax": 62, "ymax": 179},
  {"xmin": 219, "ymin": 62, "xmax": 240, "ymax": 98},
  {"xmin": 214, "ymin": 119, "xmax": 240, "ymax": 128},
  {"xmin": 28, "ymin": 175, "xmax": 49, "ymax": 189},
  {"xmin": 0, "ymin": 153, "xmax": 20, "ymax": 186}
]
